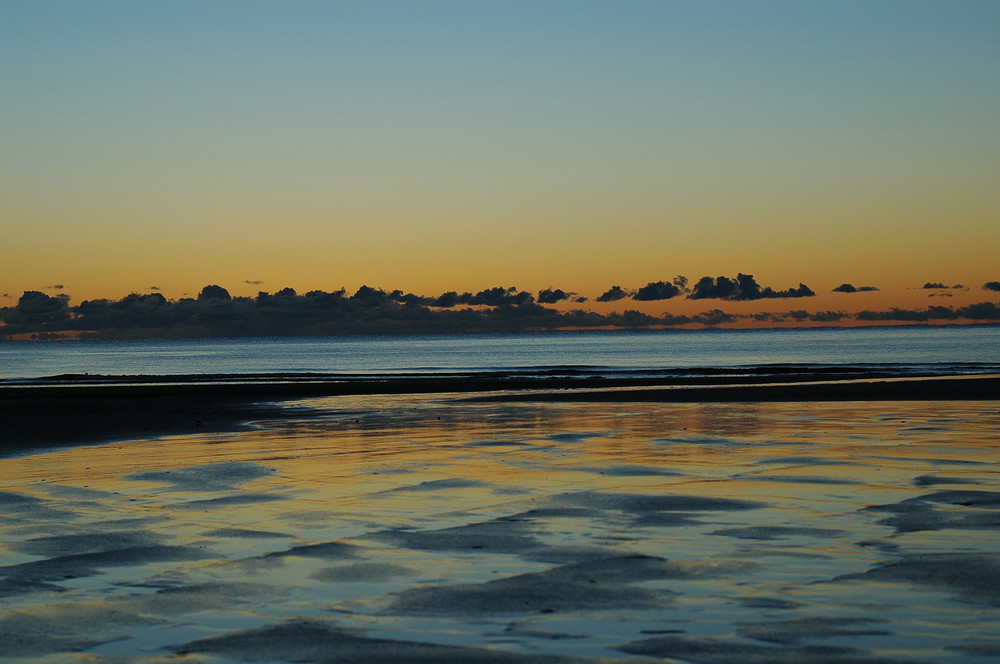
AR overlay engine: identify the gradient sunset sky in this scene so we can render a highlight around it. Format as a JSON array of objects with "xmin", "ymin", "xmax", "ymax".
[{"xmin": 3, "ymin": 1, "xmax": 998, "ymax": 317}]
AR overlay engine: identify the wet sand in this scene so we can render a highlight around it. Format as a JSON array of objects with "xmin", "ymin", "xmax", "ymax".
[
  {"xmin": 1, "ymin": 379, "xmax": 999, "ymax": 662},
  {"xmin": 2, "ymin": 372, "xmax": 997, "ymax": 455}
]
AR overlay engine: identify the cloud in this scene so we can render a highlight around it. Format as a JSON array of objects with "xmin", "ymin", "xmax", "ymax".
[
  {"xmin": 853, "ymin": 302, "xmax": 1000, "ymax": 322},
  {"xmin": 633, "ymin": 277, "xmax": 686, "ymax": 301},
  {"xmin": 350, "ymin": 285, "xmax": 389, "ymax": 303},
  {"xmin": 1, "ymin": 290, "xmax": 72, "ymax": 326},
  {"xmin": 690, "ymin": 309, "xmax": 738, "ymax": 326},
  {"xmin": 5, "ymin": 274, "xmax": 997, "ymax": 340},
  {"xmin": 607, "ymin": 309, "xmax": 656, "ymax": 326},
  {"xmin": 244, "ymin": 280, "xmax": 264, "ymax": 285},
  {"xmin": 596, "ymin": 286, "xmax": 632, "ymax": 302},
  {"xmin": 395, "ymin": 291, "xmax": 435, "ymax": 307},
  {"xmin": 689, "ymin": 274, "xmax": 814, "ymax": 301},
  {"xmin": 689, "ymin": 276, "xmax": 738, "ymax": 300},
  {"xmin": 433, "ymin": 291, "xmax": 460, "ymax": 308},
  {"xmin": 809, "ymin": 310, "xmax": 849, "ymax": 322},
  {"xmin": 751, "ymin": 309, "xmax": 849, "ymax": 324},
  {"xmin": 197, "ymin": 284, "xmax": 232, "ymax": 300},
  {"xmin": 537, "ymin": 288, "xmax": 574, "ymax": 304},
  {"xmin": 832, "ymin": 283, "xmax": 878, "ymax": 293},
  {"xmin": 431, "ymin": 287, "xmax": 535, "ymax": 308},
  {"xmin": 464, "ymin": 286, "xmax": 534, "ymax": 307},
  {"xmin": 961, "ymin": 302, "xmax": 1000, "ymax": 320},
  {"xmin": 43, "ymin": 284, "xmax": 66, "ymax": 290},
  {"xmin": 921, "ymin": 282, "xmax": 964, "ymax": 290}
]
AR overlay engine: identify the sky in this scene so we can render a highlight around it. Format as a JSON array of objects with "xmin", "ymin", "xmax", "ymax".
[{"xmin": 2, "ymin": 0, "xmax": 998, "ymax": 318}]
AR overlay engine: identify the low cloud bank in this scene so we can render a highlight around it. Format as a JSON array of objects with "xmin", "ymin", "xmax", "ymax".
[{"xmin": 2, "ymin": 284, "xmax": 997, "ymax": 339}]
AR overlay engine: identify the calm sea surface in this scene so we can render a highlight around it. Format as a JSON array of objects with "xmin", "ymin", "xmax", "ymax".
[{"xmin": 1, "ymin": 325, "xmax": 998, "ymax": 381}]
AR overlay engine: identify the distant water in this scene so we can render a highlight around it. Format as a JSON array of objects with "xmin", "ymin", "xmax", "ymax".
[{"xmin": 1, "ymin": 326, "xmax": 998, "ymax": 381}]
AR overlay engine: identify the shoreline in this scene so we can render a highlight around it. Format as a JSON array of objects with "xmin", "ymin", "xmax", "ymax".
[
  {"xmin": 465, "ymin": 374, "xmax": 1000, "ymax": 403},
  {"xmin": 1, "ymin": 372, "xmax": 997, "ymax": 457},
  {"xmin": 2, "ymin": 318, "xmax": 999, "ymax": 342}
]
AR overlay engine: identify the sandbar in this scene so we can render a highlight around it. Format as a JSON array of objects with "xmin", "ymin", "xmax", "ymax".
[{"xmin": 2, "ymin": 371, "xmax": 996, "ymax": 455}]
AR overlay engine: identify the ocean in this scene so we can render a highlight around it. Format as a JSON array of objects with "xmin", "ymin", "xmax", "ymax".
[
  {"xmin": 3, "ymin": 326, "xmax": 1000, "ymax": 661},
  {"xmin": 2, "ymin": 324, "xmax": 998, "ymax": 381}
]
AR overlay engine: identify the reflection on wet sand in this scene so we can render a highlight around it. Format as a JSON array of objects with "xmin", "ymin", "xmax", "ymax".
[{"xmin": 1, "ymin": 397, "xmax": 999, "ymax": 662}]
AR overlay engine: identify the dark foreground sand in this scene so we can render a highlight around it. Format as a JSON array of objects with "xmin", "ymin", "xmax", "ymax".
[
  {"xmin": 0, "ymin": 376, "xmax": 998, "ymax": 662},
  {"xmin": 2, "ymin": 372, "xmax": 997, "ymax": 455}
]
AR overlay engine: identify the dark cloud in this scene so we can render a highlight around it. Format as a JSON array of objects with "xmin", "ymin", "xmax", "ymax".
[
  {"xmin": 690, "ymin": 309, "xmax": 738, "ymax": 326},
  {"xmin": 961, "ymin": 302, "xmax": 1000, "ymax": 320},
  {"xmin": 4, "ymin": 276, "xmax": 997, "ymax": 340},
  {"xmin": 832, "ymin": 283, "xmax": 879, "ymax": 294},
  {"xmin": 350, "ymin": 285, "xmax": 389, "ymax": 304},
  {"xmin": 462, "ymin": 286, "xmax": 534, "ymax": 307},
  {"xmin": 149, "ymin": 285, "xmax": 161, "ymax": 291},
  {"xmin": 430, "ymin": 287, "xmax": 534, "ymax": 308},
  {"xmin": 198, "ymin": 285, "xmax": 232, "ymax": 300},
  {"xmin": 856, "ymin": 307, "xmax": 948, "ymax": 322},
  {"xmin": 607, "ymin": 309, "xmax": 657, "ymax": 326},
  {"xmin": 537, "ymin": 288, "xmax": 574, "ymax": 304},
  {"xmin": 689, "ymin": 276, "xmax": 737, "ymax": 300},
  {"xmin": 395, "ymin": 291, "xmax": 435, "ymax": 307},
  {"xmin": 854, "ymin": 302, "xmax": 1000, "ymax": 322},
  {"xmin": 432, "ymin": 291, "xmax": 460, "ymax": 308},
  {"xmin": 468, "ymin": 286, "xmax": 513, "ymax": 307},
  {"xmin": 689, "ymin": 274, "xmax": 814, "ymax": 301},
  {"xmin": 922, "ymin": 282, "xmax": 963, "ymax": 290},
  {"xmin": 659, "ymin": 312, "xmax": 695, "ymax": 326},
  {"xmin": 303, "ymin": 288, "xmax": 347, "ymax": 303},
  {"xmin": 809, "ymin": 311, "xmax": 849, "ymax": 322},
  {"xmin": 596, "ymin": 286, "xmax": 631, "ymax": 302},
  {"xmin": 244, "ymin": 280, "xmax": 264, "ymax": 285},
  {"xmin": 574, "ymin": 296, "xmax": 589, "ymax": 303},
  {"xmin": 43, "ymin": 284, "xmax": 66, "ymax": 290},
  {"xmin": 1, "ymin": 291, "xmax": 72, "ymax": 327},
  {"xmin": 752, "ymin": 309, "xmax": 848, "ymax": 324},
  {"xmin": 633, "ymin": 277, "xmax": 687, "ymax": 301}
]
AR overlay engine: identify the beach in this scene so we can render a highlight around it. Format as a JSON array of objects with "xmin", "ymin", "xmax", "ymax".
[
  {"xmin": 1, "ymin": 374, "xmax": 999, "ymax": 662},
  {"xmin": 2, "ymin": 372, "xmax": 997, "ymax": 455}
]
